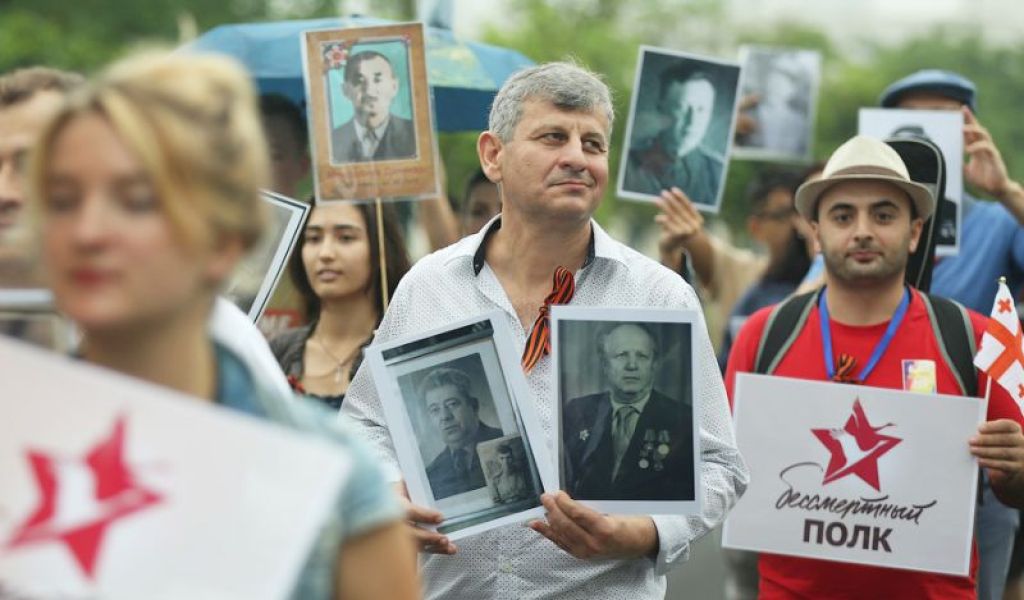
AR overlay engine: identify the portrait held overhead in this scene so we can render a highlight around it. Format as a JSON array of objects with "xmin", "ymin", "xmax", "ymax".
[
  {"xmin": 553, "ymin": 307, "xmax": 702, "ymax": 515},
  {"xmin": 859, "ymin": 107, "xmax": 964, "ymax": 255},
  {"xmin": 618, "ymin": 46, "xmax": 741, "ymax": 212},
  {"xmin": 734, "ymin": 46, "xmax": 820, "ymax": 161},
  {"xmin": 366, "ymin": 313, "xmax": 554, "ymax": 540},
  {"xmin": 302, "ymin": 23, "xmax": 440, "ymax": 202}
]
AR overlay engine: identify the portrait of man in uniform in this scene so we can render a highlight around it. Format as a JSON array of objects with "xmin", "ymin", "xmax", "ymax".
[
  {"xmin": 561, "ymin": 322, "xmax": 695, "ymax": 502},
  {"xmin": 618, "ymin": 48, "xmax": 740, "ymax": 211},
  {"xmin": 480, "ymin": 436, "xmax": 533, "ymax": 505},
  {"xmin": 330, "ymin": 48, "xmax": 417, "ymax": 164},
  {"xmin": 419, "ymin": 366, "xmax": 503, "ymax": 500}
]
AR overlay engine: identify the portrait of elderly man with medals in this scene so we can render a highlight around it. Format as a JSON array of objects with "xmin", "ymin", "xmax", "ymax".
[{"xmin": 562, "ymin": 321, "xmax": 695, "ymax": 502}]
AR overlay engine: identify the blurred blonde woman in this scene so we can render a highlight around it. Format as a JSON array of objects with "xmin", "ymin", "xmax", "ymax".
[{"xmin": 30, "ymin": 52, "xmax": 418, "ymax": 600}]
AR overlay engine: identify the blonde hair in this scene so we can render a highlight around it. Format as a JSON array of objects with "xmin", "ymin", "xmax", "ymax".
[{"xmin": 30, "ymin": 51, "xmax": 270, "ymax": 252}]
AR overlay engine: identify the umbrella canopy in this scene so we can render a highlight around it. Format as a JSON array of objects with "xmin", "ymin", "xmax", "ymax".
[{"xmin": 183, "ymin": 16, "xmax": 534, "ymax": 132}]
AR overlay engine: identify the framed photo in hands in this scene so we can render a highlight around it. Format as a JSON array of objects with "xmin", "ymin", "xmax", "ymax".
[
  {"xmin": 367, "ymin": 312, "xmax": 556, "ymax": 540},
  {"xmin": 551, "ymin": 306, "xmax": 703, "ymax": 515}
]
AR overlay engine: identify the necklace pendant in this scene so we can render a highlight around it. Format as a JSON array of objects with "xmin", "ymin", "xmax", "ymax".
[{"xmin": 335, "ymin": 365, "xmax": 344, "ymax": 384}]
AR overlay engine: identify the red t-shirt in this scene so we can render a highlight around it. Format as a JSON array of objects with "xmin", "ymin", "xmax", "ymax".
[{"xmin": 725, "ymin": 288, "xmax": 1024, "ymax": 599}]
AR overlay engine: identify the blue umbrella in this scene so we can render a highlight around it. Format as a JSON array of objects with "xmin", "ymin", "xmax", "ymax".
[{"xmin": 183, "ymin": 16, "xmax": 534, "ymax": 132}]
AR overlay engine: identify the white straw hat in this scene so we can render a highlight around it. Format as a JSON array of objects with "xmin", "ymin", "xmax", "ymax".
[{"xmin": 794, "ymin": 135, "xmax": 934, "ymax": 221}]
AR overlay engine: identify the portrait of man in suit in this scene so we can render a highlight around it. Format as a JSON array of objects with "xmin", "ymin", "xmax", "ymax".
[
  {"xmin": 419, "ymin": 366, "xmax": 503, "ymax": 500},
  {"xmin": 562, "ymin": 322, "xmax": 695, "ymax": 501},
  {"xmin": 330, "ymin": 49, "xmax": 417, "ymax": 164}
]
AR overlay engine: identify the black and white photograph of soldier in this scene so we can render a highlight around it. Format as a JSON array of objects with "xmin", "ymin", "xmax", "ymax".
[
  {"xmin": 329, "ymin": 43, "xmax": 417, "ymax": 164},
  {"xmin": 618, "ymin": 47, "xmax": 740, "ymax": 211},
  {"xmin": 478, "ymin": 435, "xmax": 535, "ymax": 505},
  {"xmin": 735, "ymin": 46, "xmax": 820, "ymax": 160},
  {"xmin": 555, "ymin": 312, "xmax": 699, "ymax": 510}
]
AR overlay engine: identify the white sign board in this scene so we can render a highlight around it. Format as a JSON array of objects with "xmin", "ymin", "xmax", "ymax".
[
  {"xmin": 723, "ymin": 373, "xmax": 982, "ymax": 576},
  {"xmin": 859, "ymin": 108, "xmax": 963, "ymax": 256},
  {"xmin": 0, "ymin": 338, "xmax": 350, "ymax": 599}
]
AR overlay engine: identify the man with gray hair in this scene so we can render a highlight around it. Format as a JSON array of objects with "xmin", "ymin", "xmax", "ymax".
[{"xmin": 342, "ymin": 61, "xmax": 747, "ymax": 598}]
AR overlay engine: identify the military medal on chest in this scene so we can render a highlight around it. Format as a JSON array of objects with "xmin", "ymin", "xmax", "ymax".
[{"xmin": 639, "ymin": 429, "xmax": 671, "ymax": 471}]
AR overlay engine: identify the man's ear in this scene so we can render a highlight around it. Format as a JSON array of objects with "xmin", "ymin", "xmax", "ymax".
[
  {"xmin": 477, "ymin": 131, "xmax": 503, "ymax": 185},
  {"xmin": 341, "ymin": 81, "xmax": 355, "ymax": 102},
  {"xmin": 908, "ymin": 217, "xmax": 924, "ymax": 253}
]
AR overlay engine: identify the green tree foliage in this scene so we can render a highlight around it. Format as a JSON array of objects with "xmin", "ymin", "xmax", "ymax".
[{"xmin": 0, "ymin": 0, "xmax": 344, "ymax": 74}]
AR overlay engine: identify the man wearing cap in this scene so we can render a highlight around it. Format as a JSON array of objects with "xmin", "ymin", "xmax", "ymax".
[
  {"xmin": 881, "ymin": 68, "xmax": 1024, "ymax": 600},
  {"xmin": 725, "ymin": 134, "xmax": 1024, "ymax": 598},
  {"xmin": 880, "ymin": 69, "xmax": 1024, "ymax": 313}
]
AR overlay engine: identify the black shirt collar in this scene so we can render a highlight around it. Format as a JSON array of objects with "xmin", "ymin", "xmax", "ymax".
[{"xmin": 472, "ymin": 217, "xmax": 597, "ymax": 276}]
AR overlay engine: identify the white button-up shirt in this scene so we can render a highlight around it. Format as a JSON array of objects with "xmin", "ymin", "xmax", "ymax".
[{"xmin": 341, "ymin": 218, "xmax": 748, "ymax": 599}]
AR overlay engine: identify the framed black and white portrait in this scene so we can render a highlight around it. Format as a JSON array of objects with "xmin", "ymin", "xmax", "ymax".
[
  {"xmin": 367, "ymin": 312, "xmax": 555, "ymax": 539},
  {"xmin": 859, "ymin": 108, "xmax": 963, "ymax": 256},
  {"xmin": 222, "ymin": 191, "xmax": 308, "ymax": 322},
  {"xmin": 303, "ymin": 23, "xmax": 441, "ymax": 202},
  {"xmin": 551, "ymin": 306, "xmax": 702, "ymax": 515},
  {"xmin": 734, "ymin": 46, "xmax": 820, "ymax": 162},
  {"xmin": 617, "ymin": 46, "xmax": 741, "ymax": 213}
]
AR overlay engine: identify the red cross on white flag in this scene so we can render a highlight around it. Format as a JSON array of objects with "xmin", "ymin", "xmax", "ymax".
[{"xmin": 973, "ymin": 278, "xmax": 1024, "ymax": 408}]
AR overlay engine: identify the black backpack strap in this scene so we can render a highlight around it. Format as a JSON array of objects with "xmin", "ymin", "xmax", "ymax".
[
  {"xmin": 920, "ymin": 292, "xmax": 978, "ymax": 397},
  {"xmin": 754, "ymin": 290, "xmax": 821, "ymax": 375}
]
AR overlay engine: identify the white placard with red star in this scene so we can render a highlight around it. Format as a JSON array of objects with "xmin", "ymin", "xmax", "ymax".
[
  {"xmin": 0, "ymin": 337, "xmax": 351, "ymax": 599},
  {"xmin": 722, "ymin": 373, "xmax": 984, "ymax": 576}
]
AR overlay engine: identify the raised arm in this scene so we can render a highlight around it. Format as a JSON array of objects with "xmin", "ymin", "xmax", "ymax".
[{"xmin": 963, "ymin": 107, "xmax": 1024, "ymax": 224}]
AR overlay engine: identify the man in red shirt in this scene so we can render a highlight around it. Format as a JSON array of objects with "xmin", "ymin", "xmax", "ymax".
[{"xmin": 725, "ymin": 134, "xmax": 1024, "ymax": 598}]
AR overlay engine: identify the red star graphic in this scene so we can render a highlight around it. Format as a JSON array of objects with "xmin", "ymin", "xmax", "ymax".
[
  {"xmin": 999, "ymin": 298, "xmax": 1014, "ymax": 314},
  {"xmin": 811, "ymin": 399, "xmax": 901, "ymax": 491},
  {"xmin": 4, "ymin": 415, "xmax": 163, "ymax": 579}
]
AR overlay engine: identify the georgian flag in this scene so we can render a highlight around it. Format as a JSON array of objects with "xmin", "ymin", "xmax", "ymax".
[{"xmin": 973, "ymin": 279, "xmax": 1024, "ymax": 407}]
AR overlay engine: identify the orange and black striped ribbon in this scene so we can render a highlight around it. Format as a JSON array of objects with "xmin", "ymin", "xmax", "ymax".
[
  {"xmin": 521, "ymin": 266, "xmax": 575, "ymax": 373},
  {"xmin": 832, "ymin": 353, "xmax": 860, "ymax": 384}
]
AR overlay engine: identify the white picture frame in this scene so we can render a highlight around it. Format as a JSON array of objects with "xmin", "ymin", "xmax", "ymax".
[
  {"xmin": 222, "ymin": 190, "xmax": 309, "ymax": 322},
  {"xmin": 858, "ymin": 108, "xmax": 964, "ymax": 256},
  {"xmin": 366, "ymin": 311, "xmax": 556, "ymax": 540}
]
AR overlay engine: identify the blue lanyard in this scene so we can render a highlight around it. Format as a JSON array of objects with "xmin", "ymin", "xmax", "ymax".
[{"xmin": 818, "ymin": 286, "xmax": 911, "ymax": 383}]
